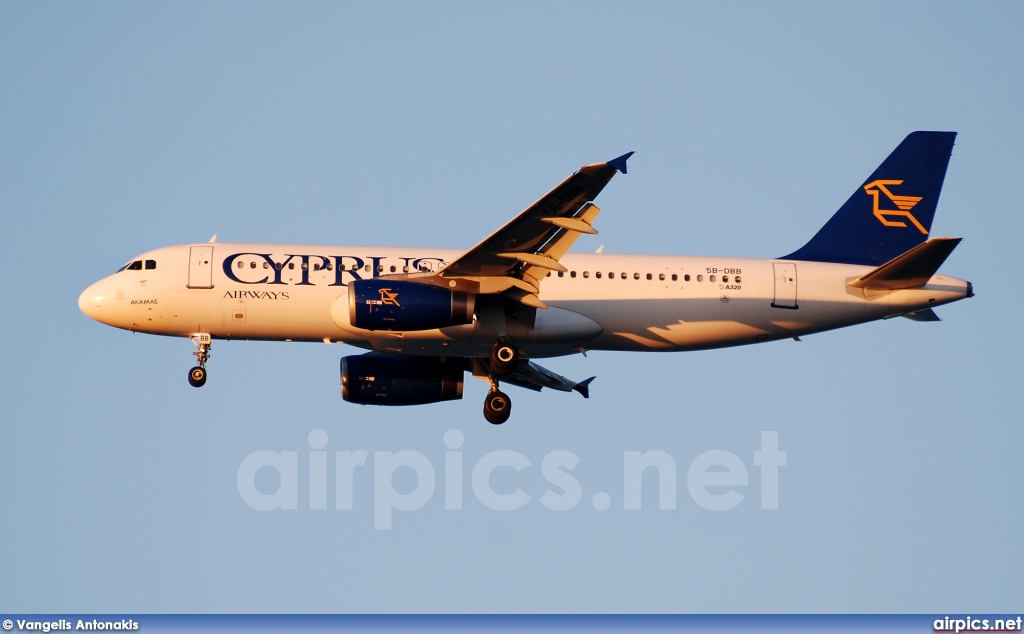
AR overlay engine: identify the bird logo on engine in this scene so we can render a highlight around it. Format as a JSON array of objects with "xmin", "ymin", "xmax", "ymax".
[{"xmin": 378, "ymin": 288, "xmax": 401, "ymax": 306}]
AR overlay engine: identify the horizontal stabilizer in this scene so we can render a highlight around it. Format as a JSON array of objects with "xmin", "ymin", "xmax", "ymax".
[
  {"xmin": 848, "ymin": 237, "xmax": 961, "ymax": 290},
  {"xmin": 902, "ymin": 308, "xmax": 941, "ymax": 322}
]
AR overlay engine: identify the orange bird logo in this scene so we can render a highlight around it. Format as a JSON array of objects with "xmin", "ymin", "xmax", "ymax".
[
  {"xmin": 863, "ymin": 179, "xmax": 927, "ymax": 234},
  {"xmin": 378, "ymin": 288, "xmax": 401, "ymax": 306}
]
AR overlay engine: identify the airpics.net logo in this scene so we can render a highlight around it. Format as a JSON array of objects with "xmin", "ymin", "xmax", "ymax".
[{"xmin": 236, "ymin": 429, "xmax": 787, "ymax": 530}]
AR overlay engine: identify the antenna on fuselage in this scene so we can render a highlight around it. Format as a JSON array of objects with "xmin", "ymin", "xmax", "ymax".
[{"xmin": 208, "ymin": 234, "xmax": 218, "ymax": 243}]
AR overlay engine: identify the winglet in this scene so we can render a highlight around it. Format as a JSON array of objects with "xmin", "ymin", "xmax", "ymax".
[
  {"xmin": 573, "ymin": 376, "xmax": 596, "ymax": 399},
  {"xmin": 607, "ymin": 152, "xmax": 634, "ymax": 174}
]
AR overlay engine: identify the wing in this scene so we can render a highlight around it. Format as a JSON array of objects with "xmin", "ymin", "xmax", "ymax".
[
  {"xmin": 475, "ymin": 359, "xmax": 595, "ymax": 398},
  {"xmin": 413, "ymin": 152, "xmax": 632, "ymax": 309}
]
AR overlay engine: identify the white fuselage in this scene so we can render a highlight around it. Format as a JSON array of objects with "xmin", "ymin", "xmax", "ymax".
[{"xmin": 78, "ymin": 242, "xmax": 972, "ymax": 360}]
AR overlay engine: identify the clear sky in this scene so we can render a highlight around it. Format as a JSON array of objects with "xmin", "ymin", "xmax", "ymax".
[{"xmin": 2, "ymin": 1, "xmax": 1021, "ymax": 613}]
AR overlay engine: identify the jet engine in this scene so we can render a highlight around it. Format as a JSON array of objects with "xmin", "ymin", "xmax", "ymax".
[
  {"xmin": 341, "ymin": 354, "xmax": 464, "ymax": 406},
  {"xmin": 348, "ymin": 279, "xmax": 475, "ymax": 331}
]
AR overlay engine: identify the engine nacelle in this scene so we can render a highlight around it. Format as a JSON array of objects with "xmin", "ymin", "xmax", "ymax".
[
  {"xmin": 348, "ymin": 279, "xmax": 475, "ymax": 331},
  {"xmin": 341, "ymin": 354, "xmax": 464, "ymax": 406}
]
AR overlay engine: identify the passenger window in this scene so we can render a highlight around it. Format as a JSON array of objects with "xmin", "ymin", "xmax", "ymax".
[
  {"xmin": 621, "ymin": 272, "xmax": 627, "ymax": 279},
  {"xmin": 558, "ymin": 271, "xmax": 564, "ymax": 278},
  {"xmin": 659, "ymin": 273, "xmax": 665, "ymax": 281},
  {"xmin": 570, "ymin": 271, "xmax": 576, "ymax": 278},
  {"xmin": 364, "ymin": 265, "xmax": 370, "ymax": 272},
  {"xmin": 672, "ymin": 274, "xmax": 678, "ymax": 281},
  {"xmin": 275, "ymin": 262, "xmax": 282, "ymax": 270},
  {"xmin": 314, "ymin": 263, "xmax": 321, "ymax": 271},
  {"xmin": 326, "ymin": 262, "xmax": 333, "ymax": 271},
  {"xmin": 609, "ymin": 272, "xmax": 614, "ymax": 279},
  {"xmin": 145, "ymin": 260, "xmax": 156, "ymax": 270},
  {"xmin": 288, "ymin": 263, "xmax": 295, "ymax": 270},
  {"xmin": 633, "ymin": 273, "xmax": 639, "ymax": 280},
  {"xmin": 735, "ymin": 275, "xmax": 742, "ymax": 283},
  {"xmin": 596, "ymin": 272, "xmax": 602, "ymax": 279},
  {"xmin": 723, "ymin": 275, "xmax": 728, "ymax": 283},
  {"xmin": 390, "ymin": 266, "xmax": 396, "ymax": 273},
  {"xmin": 583, "ymin": 271, "xmax": 590, "ymax": 278},
  {"xmin": 237, "ymin": 261, "xmax": 244, "ymax": 269},
  {"xmin": 546, "ymin": 272, "xmax": 551, "ymax": 277},
  {"xmin": 709, "ymin": 275, "xmax": 716, "ymax": 282},
  {"xmin": 301, "ymin": 262, "xmax": 308, "ymax": 270},
  {"xmin": 351, "ymin": 264, "xmax": 359, "ymax": 271},
  {"xmin": 250, "ymin": 262, "xmax": 256, "ymax": 269},
  {"xmin": 378, "ymin": 265, "xmax": 384, "ymax": 273},
  {"xmin": 697, "ymin": 274, "xmax": 703, "ymax": 282},
  {"xmin": 646, "ymin": 273, "xmax": 652, "ymax": 280},
  {"xmin": 684, "ymin": 274, "xmax": 690, "ymax": 281},
  {"xmin": 403, "ymin": 266, "xmax": 409, "ymax": 272},
  {"xmin": 263, "ymin": 262, "xmax": 270, "ymax": 269}
]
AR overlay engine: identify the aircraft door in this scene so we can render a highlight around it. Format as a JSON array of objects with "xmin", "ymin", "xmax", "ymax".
[
  {"xmin": 771, "ymin": 262, "xmax": 798, "ymax": 309},
  {"xmin": 187, "ymin": 246, "xmax": 214, "ymax": 289}
]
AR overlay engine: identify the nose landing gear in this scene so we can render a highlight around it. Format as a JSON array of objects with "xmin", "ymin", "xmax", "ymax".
[{"xmin": 188, "ymin": 333, "xmax": 211, "ymax": 388}]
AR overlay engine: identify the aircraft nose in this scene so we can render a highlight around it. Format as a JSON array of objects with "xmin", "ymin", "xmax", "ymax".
[{"xmin": 78, "ymin": 282, "xmax": 105, "ymax": 322}]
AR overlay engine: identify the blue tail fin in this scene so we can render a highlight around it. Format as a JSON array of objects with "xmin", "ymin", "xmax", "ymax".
[{"xmin": 782, "ymin": 131, "xmax": 956, "ymax": 266}]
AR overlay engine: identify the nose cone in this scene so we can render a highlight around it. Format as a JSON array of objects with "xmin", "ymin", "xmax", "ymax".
[{"xmin": 78, "ymin": 282, "xmax": 106, "ymax": 322}]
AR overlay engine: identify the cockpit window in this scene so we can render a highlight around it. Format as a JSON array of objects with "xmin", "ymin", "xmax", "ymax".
[{"xmin": 117, "ymin": 259, "xmax": 152, "ymax": 273}]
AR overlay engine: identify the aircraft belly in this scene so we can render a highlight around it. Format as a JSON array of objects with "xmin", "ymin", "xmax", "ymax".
[
  {"xmin": 564, "ymin": 297, "xmax": 788, "ymax": 351},
  {"xmin": 560, "ymin": 287, "xmax": 892, "ymax": 352}
]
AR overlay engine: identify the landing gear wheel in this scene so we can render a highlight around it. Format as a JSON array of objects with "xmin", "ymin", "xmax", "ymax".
[
  {"xmin": 188, "ymin": 333, "xmax": 212, "ymax": 388},
  {"xmin": 490, "ymin": 338, "xmax": 519, "ymax": 376},
  {"xmin": 188, "ymin": 365, "xmax": 207, "ymax": 388},
  {"xmin": 483, "ymin": 390, "xmax": 512, "ymax": 425}
]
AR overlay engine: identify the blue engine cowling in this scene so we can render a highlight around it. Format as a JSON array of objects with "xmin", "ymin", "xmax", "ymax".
[
  {"xmin": 348, "ymin": 279, "xmax": 475, "ymax": 331},
  {"xmin": 341, "ymin": 354, "xmax": 464, "ymax": 406}
]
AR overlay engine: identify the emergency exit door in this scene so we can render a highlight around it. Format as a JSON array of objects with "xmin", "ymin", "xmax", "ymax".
[
  {"xmin": 771, "ymin": 262, "xmax": 798, "ymax": 309},
  {"xmin": 187, "ymin": 246, "xmax": 214, "ymax": 289}
]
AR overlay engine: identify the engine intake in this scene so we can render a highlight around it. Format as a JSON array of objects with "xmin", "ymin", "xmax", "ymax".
[
  {"xmin": 348, "ymin": 279, "xmax": 475, "ymax": 331},
  {"xmin": 341, "ymin": 354, "xmax": 464, "ymax": 406}
]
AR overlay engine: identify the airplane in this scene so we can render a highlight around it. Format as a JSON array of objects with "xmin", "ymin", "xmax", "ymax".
[{"xmin": 78, "ymin": 131, "xmax": 972, "ymax": 424}]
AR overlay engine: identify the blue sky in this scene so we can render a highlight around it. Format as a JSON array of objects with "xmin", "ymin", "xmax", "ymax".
[{"xmin": 1, "ymin": 2, "xmax": 1021, "ymax": 613}]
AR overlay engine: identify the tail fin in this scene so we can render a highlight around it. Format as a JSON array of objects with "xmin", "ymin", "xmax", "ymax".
[{"xmin": 782, "ymin": 131, "xmax": 956, "ymax": 266}]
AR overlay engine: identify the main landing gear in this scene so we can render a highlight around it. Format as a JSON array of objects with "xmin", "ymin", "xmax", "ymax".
[
  {"xmin": 483, "ymin": 338, "xmax": 518, "ymax": 424},
  {"xmin": 188, "ymin": 333, "xmax": 212, "ymax": 388},
  {"xmin": 490, "ymin": 337, "xmax": 519, "ymax": 375}
]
